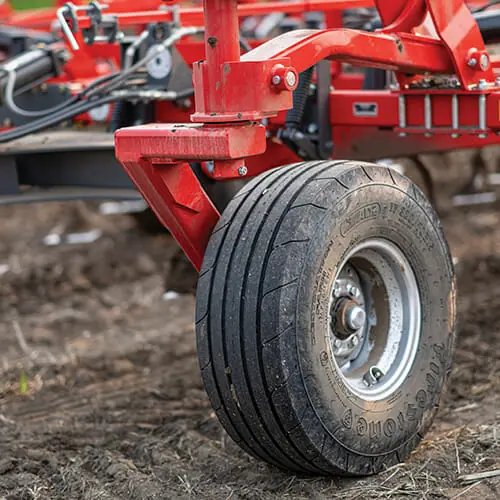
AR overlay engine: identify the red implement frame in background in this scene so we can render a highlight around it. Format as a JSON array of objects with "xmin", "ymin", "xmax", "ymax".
[{"xmin": 113, "ymin": 0, "xmax": 499, "ymax": 270}]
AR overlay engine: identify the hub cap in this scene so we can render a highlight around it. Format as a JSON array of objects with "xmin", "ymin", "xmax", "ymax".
[{"xmin": 328, "ymin": 238, "xmax": 421, "ymax": 401}]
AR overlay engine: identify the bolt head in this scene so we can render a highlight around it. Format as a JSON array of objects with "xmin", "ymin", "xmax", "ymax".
[
  {"xmin": 272, "ymin": 75, "xmax": 281, "ymax": 86},
  {"xmin": 238, "ymin": 165, "xmax": 248, "ymax": 176},
  {"xmin": 346, "ymin": 305, "xmax": 366, "ymax": 331},
  {"xmin": 334, "ymin": 339, "xmax": 342, "ymax": 348},
  {"xmin": 480, "ymin": 54, "xmax": 489, "ymax": 71},
  {"xmin": 307, "ymin": 123, "xmax": 318, "ymax": 134},
  {"xmin": 285, "ymin": 71, "xmax": 297, "ymax": 88},
  {"xmin": 468, "ymin": 57, "xmax": 478, "ymax": 68},
  {"xmin": 349, "ymin": 335, "xmax": 359, "ymax": 348},
  {"xmin": 451, "ymin": 133, "xmax": 460, "ymax": 139}
]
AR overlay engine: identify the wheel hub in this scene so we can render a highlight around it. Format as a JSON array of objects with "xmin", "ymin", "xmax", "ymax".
[{"xmin": 328, "ymin": 239, "xmax": 421, "ymax": 401}]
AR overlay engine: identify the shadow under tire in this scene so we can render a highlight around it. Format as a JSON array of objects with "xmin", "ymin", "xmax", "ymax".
[{"xmin": 196, "ymin": 160, "xmax": 456, "ymax": 476}]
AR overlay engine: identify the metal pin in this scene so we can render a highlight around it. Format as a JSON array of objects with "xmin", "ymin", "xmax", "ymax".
[
  {"xmin": 479, "ymin": 94, "xmax": 487, "ymax": 131},
  {"xmin": 452, "ymin": 94, "xmax": 459, "ymax": 131},
  {"xmin": 398, "ymin": 95, "xmax": 406, "ymax": 129},
  {"xmin": 424, "ymin": 95, "xmax": 432, "ymax": 130}
]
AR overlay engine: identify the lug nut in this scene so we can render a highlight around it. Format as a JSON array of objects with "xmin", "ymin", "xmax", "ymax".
[
  {"xmin": 346, "ymin": 305, "xmax": 366, "ymax": 331},
  {"xmin": 349, "ymin": 335, "xmax": 359, "ymax": 348}
]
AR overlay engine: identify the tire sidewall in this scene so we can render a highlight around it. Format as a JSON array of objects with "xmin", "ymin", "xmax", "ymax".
[{"xmin": 296, "ymin": 178, "xmax": 456, "ymax": 457}]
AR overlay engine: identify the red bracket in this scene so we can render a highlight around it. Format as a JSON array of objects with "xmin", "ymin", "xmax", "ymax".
[{"xmin": 377, "ymin": 0, "xmax": 495, "ymax": 89}]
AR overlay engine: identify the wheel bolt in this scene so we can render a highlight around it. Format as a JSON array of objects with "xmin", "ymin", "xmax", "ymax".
[
  {"xmin": 349, "ymin": 335, "xmax": 359, "ymax": 348},
  {"xmin": 346, "ymin": 305, "xmax": 366, "ymax": 331}
]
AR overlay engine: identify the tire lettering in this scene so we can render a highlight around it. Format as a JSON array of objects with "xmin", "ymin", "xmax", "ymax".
[
  {"xmin": 406, "ymin": 403, "xmax": 417, "ymax": 421},
  {"xmin": 369, "ymin": 420, "xmax": 381, "ymax": 439},
  {"xmin": 342, "ymin": 409, "xmax": 353, "ymax": 429},
  {"xmin": 416, "ymin": 389, "xmax": 427, "ymax": 408},
  {"xmin": 356, "ymin": 417, "xmax": 368, "ymax": 436},
  {"xmin": 397, "ymin": 412, "xmax": 405, "ymax": 431},
  {"xmin": 340, "ymin": 203, "xmax": 381, "ymax": 236},
  {"xmin": 320, "ymin": 351, "xmax": 329, "ymax": 366},
  {"xmin": 426, "ymin": 373, "xmax": 436, "ymax": 395},
  {"xmin": 383, "ymin": 418, "xmax": 396, "ymax": 438},
  {"xmin": 430, "ymin": 362, "xmax": 440, "ymax": 376}
]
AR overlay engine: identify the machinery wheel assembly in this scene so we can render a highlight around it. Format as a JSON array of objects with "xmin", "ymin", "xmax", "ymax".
[{"xmin": 196, "ymin": 160, "xmax": 456, "ymax": 475}]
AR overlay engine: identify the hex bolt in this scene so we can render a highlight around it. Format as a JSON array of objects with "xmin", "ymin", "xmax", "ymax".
[
  {"xmin": 238, "ymin": 165, "xmax": 248, "ymax": 176},
  {"xmin": 349, "ymin": 285, "xmax": 360, "ymax": 298},
  {"xmin": 307, "ymin": 123, "xmax": 318, "ymax": 134},
  {"xmin": 478, "ymin": 79, "xmax": 487, "ymax": 90},
  {"xmin": 285, "ymin": 71, "xmax": 297, "ymax": 88},
  {"xmin": 334, "ymin": 338, "xmax": 342, "ymax": 349},
  {"xmin": 346, "ymin": 305, "xmax": 366, "ymax": 331},
  {"xmin": 272, "ymin": 75, "xmax": 281, "ymax": 86},
  {"xmin": 468, "ymin": 57, "xmax": 478, "ymax": 68},
  {"xmin": 480, "ymin": 54, "xmax": 490, "ymax": 71},
  {"xmin": 349, "ymin": 335, "xmax": 359, "ymax": 349}
]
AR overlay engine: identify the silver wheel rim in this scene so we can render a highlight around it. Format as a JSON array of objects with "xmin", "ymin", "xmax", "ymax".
[{"xmin": 328, "ymin": 238, "xmax": 421, "ymax": 401}]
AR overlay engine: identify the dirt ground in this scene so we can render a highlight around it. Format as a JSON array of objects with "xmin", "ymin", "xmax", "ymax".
[{"xmin": 0, "ymin": 156, "xmax": 499, "ymax": 499}]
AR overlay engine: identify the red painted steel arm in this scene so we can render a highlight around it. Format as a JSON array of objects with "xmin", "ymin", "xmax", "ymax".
[{"xmin": 242, "ymin": 29, "xmax": 453, "ymax": 75}]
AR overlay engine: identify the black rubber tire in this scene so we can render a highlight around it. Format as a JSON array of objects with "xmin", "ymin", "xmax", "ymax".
[{"xmin": 196, "ymin": 160, "xmax": 456, "ymax": 476}]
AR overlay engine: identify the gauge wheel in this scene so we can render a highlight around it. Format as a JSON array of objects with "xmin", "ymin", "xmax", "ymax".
[{"xmin": 196, "ymin": 160, "xmax": 456, "ymax": 475}]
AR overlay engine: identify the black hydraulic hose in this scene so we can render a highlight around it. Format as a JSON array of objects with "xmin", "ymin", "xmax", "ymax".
[
  {"xmin": 110, "ymin": 100, "xmax": 123, "ymax": 132},
  {"xmin": 285, "ymin": 66, "xmax": 314, "ymax": 129},
  {"xmin": 0, "ymin": 95, "xmax": 117, "ymax": 143},
  {"xmin": 0, "ymin": 88, "xmax": 196, "ymax": 144}
]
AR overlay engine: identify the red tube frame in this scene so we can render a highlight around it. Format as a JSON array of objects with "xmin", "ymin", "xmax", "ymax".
[{"xmin": 111, "ymin": 0, "xmax": 500, "ymax": 269}]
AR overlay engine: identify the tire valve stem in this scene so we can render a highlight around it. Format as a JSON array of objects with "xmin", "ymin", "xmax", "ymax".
[{"xmin": 363, "ymin": 366, "xmax": 384, "ymax": 387}]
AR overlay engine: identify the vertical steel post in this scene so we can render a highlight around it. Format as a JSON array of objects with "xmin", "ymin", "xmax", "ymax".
[{"xmin": 203, "ymin": 0, "xmax": 240, "ymax": 112}]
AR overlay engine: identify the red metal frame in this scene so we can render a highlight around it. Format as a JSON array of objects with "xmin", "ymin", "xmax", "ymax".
[
  {"xmin": 5, "ymin": 0, "xmax": 500, "ymax": 268},
  {"xmin": 111, "ymin": 0, "xmax": 500, "ymax": 270}
]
